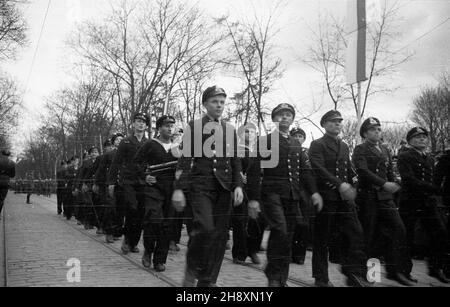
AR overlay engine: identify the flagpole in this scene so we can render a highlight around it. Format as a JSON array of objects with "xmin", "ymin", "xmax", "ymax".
[{"xmin": 357, "ymin": 81, "xmax": 363, "ymax": 142}]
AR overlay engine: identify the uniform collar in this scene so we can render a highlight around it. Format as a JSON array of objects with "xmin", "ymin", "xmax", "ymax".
[
  {"xmin": 205, "ymin": 113, "xmax": 222, "ymax": 124},
  {"xmin": 275, "ymin": 129, "xmax": 290, "ymax": 139},
  {"xmin": 412, "ymin": 147, "xmax": 427, "ymax": 155}
]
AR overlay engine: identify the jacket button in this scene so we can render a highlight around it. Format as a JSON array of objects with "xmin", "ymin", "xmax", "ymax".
[
  {"xmin": 213, "ymin": 168, "xmax": 217, "ymax": 172},
  {"xmin": 214, "ymin": 160, "xmax": 217, "ymax": 163}
]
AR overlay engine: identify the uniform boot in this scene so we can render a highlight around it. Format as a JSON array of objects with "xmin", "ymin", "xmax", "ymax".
[
  {"xmin": 105, "ymin": 234, "xmax": 114, "ymax": 244},
  {"xmin": 142, "ymin": 252, "xmax": 151, "ymax": 268}
]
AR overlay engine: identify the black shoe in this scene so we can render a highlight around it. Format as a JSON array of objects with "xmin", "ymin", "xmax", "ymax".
[
  {"xmin": 233, "ymin": 258, "xmax": 246, "ymax": 265},
  {"xmin": 130, "ymin": 246, "xmax": 140, "ymax": 253},
  {"xmin": 105, "ymin": 234, "xmax": 114, "ymax": 244},
  {"xmin": 315, "ymin": 280, "xmax": 334, "ymax": 287},
  {"xmin": 169, "ymin": 241, "xmax": 179, "ymax": 252},
  {"xmin": 386, "ymin": 272, "xmax": 415, "ymax": 287},
  {"xmin": 346, "ymin": 274, "xmax": 372, "ymax": 287},
  {"xmin": 430, "ymin": 269, "xmax": 450, "ymax": 284},
  {"xmin": 142, "ymin": 253, "xmax": 151, "ymax": 268},
  {"xmin": 121, "ymin": 240, "xmax": 130, "ymax": 255},
  {"xmin": 154, "ymin": 263, "xmax": 166, "ymax": 272},
  {"xmin": 292, "ymin": 257, "xmax": 305, "ymax": 265},
  {"xmin": 197, "ymin": 280, "xmax": 215, "ymax": 287},
  {"xmin": 249, "ymin": 253, "xmax": 261, "ymax": 265},
  {"xmin": 183, "ymin": 268, "xmax": 197, "ymax": 287},
  {"xmin": 405, "ymin": 274, "xmax": 418, "ymax": 283},
  {"xmin": 268, "ymin": 280, "xmax": 282, "ymax": 287},
  {"xmin": 96, "ymin": 228, "xmax": 105, "ymax": 235}
]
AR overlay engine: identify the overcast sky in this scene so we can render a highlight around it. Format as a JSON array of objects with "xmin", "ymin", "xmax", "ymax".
[{"xmin": 3, "ymin": 0, "xmax": 450, "ymax": 152}]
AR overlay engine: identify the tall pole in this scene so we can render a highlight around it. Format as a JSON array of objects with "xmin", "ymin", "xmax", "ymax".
[{"xmin": 357, "ymin": 82, "xmax": 363, "ymax": 143}]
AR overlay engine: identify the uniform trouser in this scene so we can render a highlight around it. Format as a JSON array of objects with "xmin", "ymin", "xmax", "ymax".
[
  {"xmin": 73, "ymin": 192, "xmax": 83, "ymax": 221},
  {"xmin": 99, "ymin": 186, "xmax": 116, "ymax": 235},
  {"xmin": 57, "ymin": 189, "xmax": 64, "ymax": 214},
  {"xmin": 357, "ymin": 198, "xmax": 410, "ymax": 275},
  {"xmin": 312, "ymin": 200, "xmax": 367, "ymax": 282},
  {"xmin": 114, "ymin": 185, "xmax": 126, "ymax": 236},
  {"xmin": 63, "ymin": 190, "xmax": 73, "ymax": 218},
  {"xmin": 171, "ymin": 212, "xmax": 184, "ymax": 243},
  {"xmin": 400, "ymin": 202, "xmax": 449, "ymax": 274},
  {"xmin": 231, "ymin": 202, "xmax": 249, "ymax": 261},
  {"xmin": 92, "ymin": 192, "xmax": 104, "ymax": 228},
  {"xmin": 262, "ymin": 193, "xmax": 299, "ymax": 285},
  {"xmin": 81, "ymin": 191, "xmax": 99, "ymax": 227},
  {"xmin": 185, "ymin": 182, "xmax": 232, "ymax": 287},
  {"xmin": 0, "ymin": 188, "xmax": 8, "ymax": 215},
  {"xmin": 122, "ymin": 184, "xmax": 145, "ymax": 248},
  {"xmin": 101, "ymin": 185, "xmax": 126, "ymax": 236},
  {"xmin": 292, "ymin": 191, "xmax": 313, "ymax": 263},
  {"xmin": 143, "ymin": 186, "xmax": 174, "ymax": 265},
  {"xmin": 247, "ymin": 215, "xmax": 266, "ymax": 254},
  {"xmin": 26, "ymin": 193, "xmax": 32, "ymax": 204}
]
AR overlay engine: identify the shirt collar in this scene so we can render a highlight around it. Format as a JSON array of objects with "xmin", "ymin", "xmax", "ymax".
[{"xmin": 205, "ymin": 113, "xmax": 221, "ymax": 124}]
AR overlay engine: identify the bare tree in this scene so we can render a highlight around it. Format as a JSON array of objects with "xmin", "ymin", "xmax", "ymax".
[
  {"xmin": 68, "ymin": 0, "xmax": 223, "ymax": 132},
  {"xmin": 0, "ymin": 70, "xmax": 21, "ymax": 149},
  {"xmin": 303, "ymin": 0, "xmax": 412, "ymax": 117},
  {"xmin": 217, "ymin": 1, "xmax": 284, "ymax": 131},
  {"xmin": 412, "ymin": 76, "xmax": 450, "ymax": 153},
  {"xmin": 0, "ymin": 0, "xmax": 28, "ymax": 61},
  {"xmin": 381, "ymin": 123, "xmax": 410, "ymax": 156}
]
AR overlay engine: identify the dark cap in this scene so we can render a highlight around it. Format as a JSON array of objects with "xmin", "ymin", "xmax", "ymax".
[
  {"xmin": 360, "ymin": 117, "xmax": 381, "ymax": 138},
  {"xmin": 133, "ymin": 112, "xmax": 150, "ymax": 126},
  {"xmin": 156, "ymin": 115, "xmax": 176, "ymax": 129},
  {"xmin": 290, "ymin": 128, "xmax": 306, "ymax": 139},
  {"xmin": 271, "ymin": 103, "xmax": 296, "ymax": 120},
  {"xmin": 88, "ymin": 146, "xmax": 99, "ymax": 155},
  {"xmin": 103, "ymin": 139, "xmax": 113, "ymax": 148},
  {"xmin": 407, "ymin": 127, "xmax": 429, "ymax": 143},
  {"xmin": 202, "ymin": 86, "xmax": 227, "ymax": 104},
  {"xmin": 320, "ymin": 110, "xmax": 344, "ymax": 127},
  {"xmin": 1, "ymin": 150, "xmax": 11, "ymax": 157},
  {"xmin": 111, "ymin": 133, "xmax": 125, "ymax": 145}
]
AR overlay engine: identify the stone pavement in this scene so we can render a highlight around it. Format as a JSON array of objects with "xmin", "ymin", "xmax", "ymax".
[
  {"xmin": 1, "ymin": 193, "xmax": 449, "ymax": 287},
  {"xmin": 2, "ymin": 193, "xmax": 169, "ymax": 287}
]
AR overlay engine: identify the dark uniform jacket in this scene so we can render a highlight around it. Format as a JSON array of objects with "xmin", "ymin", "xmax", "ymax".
[
  {"xmin": 0, "ymin": 155, "xmax": 15, "ymax": 188},
  {"xmin": 108, "ymin": 135, "xmax": 148, "ymax": 186},
  {"xmin": 309, "ymin": 134, "xmax": 356, "ymax": 201},
  {"xmin": 78, "ymin": 158, "xmax": 98, "ymax": 189},
  {"xmin": 397, "ymin": 147, "xmax": 439, "ymax": 209},
  {"xmin": 435, "ymin": 150, "xmax": 450, "ymax": 200},
  {"xmin": 247, "ymin": 132, "xmax": 318, "ymax": 201},
  {"xmin": 95, "ymin": 150, "xmax": 117, "ymax": 187},
  {"xmin": 352, "ymin": 141, "xmax": 395, "ymax": 200},
  {"xmin": 174, "ymin": 115, "xmax": 243, "ymax": 193},
  {"xmin": 134, "ymin": 139, "xmax": 178, "ymax": 199},
  {"xmin": 65, "ymin": 166, "xmax": 78, "ymax": 192},
  {"xmin": 57, "ymin": 169, "xmax": 67, "ymax": 190}
]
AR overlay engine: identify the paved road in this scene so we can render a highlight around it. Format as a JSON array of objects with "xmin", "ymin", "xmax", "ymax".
[{"xmin": 1, "ymin": 193, "xmax": 449, "ymax": 287}]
